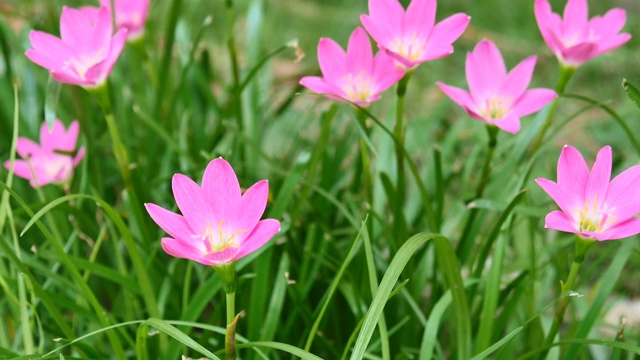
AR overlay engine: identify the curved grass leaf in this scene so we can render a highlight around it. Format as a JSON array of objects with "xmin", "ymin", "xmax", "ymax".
[{"xmin": 350, "ymin": 233, "xmax": 470, "ymax": 360}]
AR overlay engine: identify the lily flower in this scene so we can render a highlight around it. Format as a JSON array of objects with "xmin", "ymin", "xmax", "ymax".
[
  {"xmin": 536, "ymin": 145, "xmax": 640, "ymax": 241},
  {"xmin": 84, "ymin": 0, "xmax": 149, "ymax": 41},
  {"xmin": 360, "ymin": 0, "xmax": 470, "ymax": 69},
  {"xmin": 534, "ymin": 0, "xmax": 631, "ymax": 67},
  {"xmin": 300, "ymin": 27, "xmax": 405, "ymax": 106},
  {"xmin": 25, "ymin": 6, "xmax": 127, "ymax": 87},
  {"xmin": 436, "ymin": 39, "xmax": 557, "ymax": 134},
  {"xmin": 145, "ymin": 158, "xmax": 281, "ymax": 266},
  {"xmin": 4, "ymin": 119, "xmax": 85, "ymax": 187}
]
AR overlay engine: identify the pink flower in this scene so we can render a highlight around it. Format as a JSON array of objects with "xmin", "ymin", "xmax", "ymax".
[
  {"xmin": 536, "ymin": 145, "xmax": 640, "ymax": 241},
  {"xmin": 88, "ymin": 0, "xmax": 149, "ymax": 40},
  {"xmin": 534, "ymin": 0, "xmax": 631, "ymax": 67},
  {"xmin": 436, "ymin": 40, "xmax": 557, "ymax": 134},
  {"xmin": 4, "ymin": 120, "xmax": 85, "ymax": 187},
  {"xmin": 145, "ymin": 158, "xmax": 281, "ymax": 266},
  {"xmin": 299, "ymin": 27, "xmax": 405, "ymax": 106},
  {"xmin": 25, "ymin": 6, "xmax": 127, "ymax": 87},
  {"xmin": 360, "ymin": 0, "xmax": 470, "ymax": 69}
]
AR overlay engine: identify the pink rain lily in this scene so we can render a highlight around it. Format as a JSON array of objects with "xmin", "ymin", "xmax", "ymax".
[
  {"xmin": 299, "ymin": 27, "xmax": 405, "ymax": 106},
  {"xmin": 436, "ymin": 40, "xmax": 557, "ymax": 134},
  {"xmin": 360, "ymin": 0, "xmax": 470, "ymax": 69},
  {"xmin": 84, "ymin": 0, "xmax": 149, "ymax": 40},
  {"xmin": 536, "ymin": 145, "xmax": 640, "ymax": 241},
  {"xmin": 25, "ymin": 6, "xmax": 127, "ymax": 87},
  {"xmin": 145, "ymin": 158, "xmax": 281, "ymax": 266},
  {"xmin": 4, "ymin": 120, "xmax": 85, "ymax": 187},
  {"xmin": 534, "ymin": 0, "xmax": 631, "ymax": 67}
]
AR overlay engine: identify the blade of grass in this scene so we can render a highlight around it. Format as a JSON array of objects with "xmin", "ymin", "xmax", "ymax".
[
  {"xmin": 561, "ymin": 239, "xmax": 634, "ymax": 359},
  {"xmin": 350, "ymin": 233, "xmax": 470, "ymax": 360},
  {"xmin": 305, "ymin": 217, "xmax": 367, "ymax": 351}
]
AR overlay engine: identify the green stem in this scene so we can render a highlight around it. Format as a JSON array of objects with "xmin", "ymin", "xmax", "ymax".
[
  {"xmin": 539, "ymin": 236, "xmax": 595, "ymax": 360},
  {"xmin": 531, "ymin": 65, "xmax": 576, "ymax": 153},
  {"xmin": 88, "ymin": 85, "xmax": 150, "ymax": 242},
  {"xmin": 356, "ymin": 109, "xmax": 373, "ymax": 212},
  {"xmin": 225, "ymin": 291, "xmax": 236, "ymax": 360},
  {"xmin": 215, "ymin": 263, "xmax": 237, "ymax": 360},
  {"xmin": 456, "ymin": 125, "xmax": 498, "ymax": 265}
]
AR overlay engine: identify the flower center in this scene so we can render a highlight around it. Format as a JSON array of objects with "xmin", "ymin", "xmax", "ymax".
[
  {"xmin": 64, "ymin": 49, "xmax": 106, "ymax": 80},
  {"xmin": 390, "ymin": 32, "xmax": 425, "ymax": 62},
  {"xmin": 340, "ymin": 72, "xmax": 373, "ymax": 102},
  {"xmin": 195, "ymin": 220, "xmax": 246, "ymax": 253},
  {"xmin": 570, "ymin": 196, "xmax": 617, "ymax": 235},
  {"xmin": 480, "ymin": 96, "xmax": 511, "ymax": 119}
]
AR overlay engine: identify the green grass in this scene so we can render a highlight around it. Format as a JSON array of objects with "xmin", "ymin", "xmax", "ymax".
[{"xmin": 1, "ymin": 0, "xmax": 640, "ymax": 359}]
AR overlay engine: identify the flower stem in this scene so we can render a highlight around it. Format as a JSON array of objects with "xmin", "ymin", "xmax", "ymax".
[
  {"xmin": 214, "ymin": 263, "xmax": 238, "ymax": 360},
  {"xmin": 355, "ymin": 109, "xmax": 373, "ymax": 211},
  {"xmin": 539, "ymin": 236, "xmax": 595, "ymax": 360},
  {"xmin": 225, "ymin": 291, "xmax": 236, "ymax": 360},
  {"xmin": 531, "ymin": 65, "xmax": 576, "ymax": 153},
  {"xmin": 456, "ymin": 125, "xmax": 498, "ymax": 265}
]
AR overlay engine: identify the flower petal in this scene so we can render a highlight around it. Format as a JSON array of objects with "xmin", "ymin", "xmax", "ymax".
[
  {"xmin": 367, "ymin": 0, "xmax": 405, "ymax": 36},
  {"xmin": 561, "ymin": 0, "xmax": 588, "ymax": 39},
  {"xmin": 233, "ymin": 219, "xmax": 281, "ymax": 261},
  {"xmin": 299, "ymin": 76, "xmax": 343, "ymax": 99},
  {"xmin": 346, "ymin": 28, "xmax": 373, "ymax": 75},
  {"xmin": 15, "ymin": 138, "xmax": 41, "ymax": 158},
  {"xmin": 73, "ymin": 147, "xmax": 86, "ymax": 167},
  {"xmin": 40, "ymin": 119, "xmax": 68, "ymax": 151},
  {"xmin": 557, "ymin": 145, "xmax": 589, "ymax": 208},
  {"xmin": 536, "ymin": 178, "xmax": 574, "ymax": 214},
  {"xmin": 467, "ymin": 40, "xmax": 505, "ymax": 100},
  {"xmin": 606, "ymin": 164, "xmax": 640, "ymax": 210},
  {"xmin": 202, "ymin": 247, "xmax": 241, "ymax": 266},
  {"xmin": 534, "ymin": 0, "xmax": 563, "ymax": 55},
  {"xmin": 405, "ymin": 0, "xmax": 435, "ymax": 38},
  {"xmin": 161, "ymin": 237, "xmax": 212, "ymax": 265},
  {"xmin": 509, "ymin": 89, "xmax": 557, "ymax": 118},
  {"xmin": 231, "ymin": 180, "xmax": 269, "ymax": 237},
  {"xmin": 85, "ymin": 28, "xmax": 127, "ymax": 87},
  {"xmin": 26, "ymin": 31, "xmax": 75, "ymax": 70},
  {"xmin": 172, "ymin": 173, "xmax": 215, "ymax": 233},
  {"xmin": 589, "ymin": 8, "xmax": 626, "ymax": 37},
  {"xmin": 422, "ymin": 13, "xmax": 470, "ymax": 62},
  {"xmin": 201, "ymin": 158, "xmax": 241, "ymax": 219},
  {"xmin": 600, "ymin": 218, "xmax": 640, "ymax": 241},
  {"xmin": 584, "ymin": 146, "xmax": 612, "ymax": 207},
  {"xmin": 145, "ymin": 203, "xmax": 195, "ymax": 242},
  {"xmin": 492, "ymin": 115, "xmax": 520, "ymax": 134},
  {"xmin": 500, "ymin": 56, "xmax": 536, "ymax": 99},
  {"xmin": 436, "ymin": 82, "xmax": 475, "ymax": 112},
  {"xmin": 544, "ymin": 210, "xmax": 577, "ymax": 233},
  {"xmin": 317, "ymin": 38, "xmax": 346, "ymax": 83}
]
